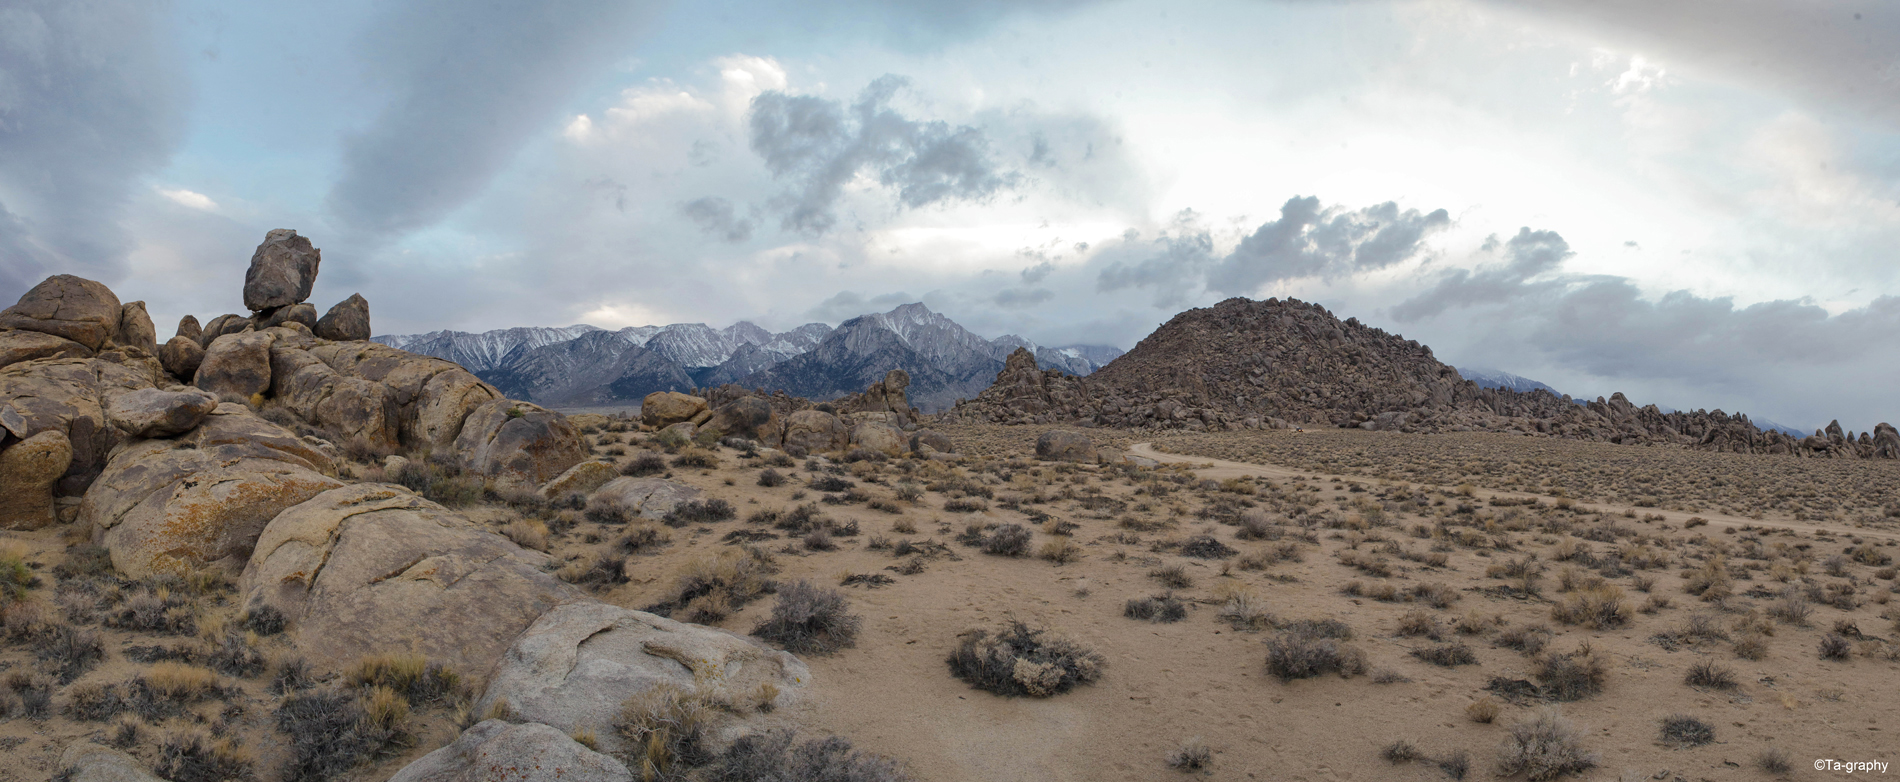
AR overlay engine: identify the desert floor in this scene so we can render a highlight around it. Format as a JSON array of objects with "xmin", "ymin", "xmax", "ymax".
[{"xmin": 5, "ymin": 422, "xmax": 1898, "ymax": 782}]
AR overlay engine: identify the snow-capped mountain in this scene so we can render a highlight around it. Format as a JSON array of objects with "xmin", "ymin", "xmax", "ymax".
[
  {"xmin": 371, "ymin": 325, "xmax": 601, "ymax": 373},
  {"xmin": 374, "ymin": 304, "xmax": 1118, "ymax": 410},
  {"xmin": 1457, "ymin": 367, "xmax": 1563, "ymax": 396}
]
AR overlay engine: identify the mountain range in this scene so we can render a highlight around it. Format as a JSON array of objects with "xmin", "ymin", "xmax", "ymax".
[{"xmin": 374, "ymin": 303, "xmax": 1123, "ymax": 411}]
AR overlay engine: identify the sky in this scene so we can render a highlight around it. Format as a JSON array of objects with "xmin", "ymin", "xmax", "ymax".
[{"xmin": 2, "ymin": 0, "xmax": 1897, "ymax": 432}]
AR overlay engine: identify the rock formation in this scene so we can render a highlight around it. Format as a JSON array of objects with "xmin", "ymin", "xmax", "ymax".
[
  {"xmin": 0, "ymin": 274, "xmax": 124, "ymax": 350},
  {"xmin": 315, "ymin": 293, "xmax": 371, "ymax": 341},
  {"xmin": 243, "ymin": 229, "xmax": 321, "ymax": 313}
]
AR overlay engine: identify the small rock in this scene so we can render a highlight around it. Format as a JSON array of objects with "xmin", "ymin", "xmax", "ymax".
[
  {"xmin": 591, "ymin": 477, "xmax": 701, "ymax": 520},
  {"xmin": 538, "ymin": 460, "xmax": 618, "ymax": 499},
  {"xmin": 57, "ymin": 742, "xmax": 166, "ymax": 782},
  {"xmin": 159, "ymin": 336, "xmax": 205, "ymax": 381}
]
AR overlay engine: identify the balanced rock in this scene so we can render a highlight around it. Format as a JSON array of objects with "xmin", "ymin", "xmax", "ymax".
[
  {"xmin": 388, "ymin": 720, "xmax": 632, "ymax": 782},
  {"xmin": 454, "ymin": 399, "xmax": 587, "ymax": 485},
  {"xmin": 243, "ymin": 229, "xmax": 321, "ymax": 312},
  {"xmin": 175, "ymin": 315, "xmax": 202, "ymax": 343},
  {"xmin": 57, "ymin": 743, "xmax": 166, "ymax": 782},
  {"xmin": 782, "ymin": 409, "xmax": 848, "ymax": 455},
  {"xmin": 476, "ymin": 602, "xmax": 809, "ymax": 756},
  {"xmin": 315, "ymin": 293, "xmax": 371, "ymax": 341},
  {"xmin": 85, "ymin": 404, "xmax": 341, "ymax": 577},
  {"xmin": 0, "ymin": 329, "xmax": 92, "ymax": 371},
  {"xmin": 537, "ymin": 459, "xmax": 618, "ymax": 499},
  {"xmin": 196, "ymin": 331, "xmax": 276, "ymax": 400},
  {"xmin": 106, "ymin": 387, "xmax": 219, "ymax": 438},
  {"xmin": 641, "ymin": 391, "xmax": 706, "ymax": 429},
  {"xmin": 0, "ymin": 430, "xmax": 74, "ymax": 530},
  {"xmin": 591, "ymin": 477, "xmax": 701, "ymax": 520},
  {"xmin": 116, "ymin": 301, "xmax": 157, "ymax": 355},
  {"xmin": 159, "ymin": 336, "xmax": 206, "ymax": 382},
  {"xmin": 1036, "ymin": 430, "xmax": 1098, "ymax": 463},
  {"xmin": 239, "ymin": 483, "xmax": 583, "ymax": 676},
  {"xmin": 0, "ymin": 274, "xmax": 123, "ymax": 350}
]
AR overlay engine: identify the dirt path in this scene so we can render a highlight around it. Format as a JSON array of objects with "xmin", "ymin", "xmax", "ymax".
[{"xmin": 1127, "ymin": 442, "xmax": 1899, "ymax": 543}]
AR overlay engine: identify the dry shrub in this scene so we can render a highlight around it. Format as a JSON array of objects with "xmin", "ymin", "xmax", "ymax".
[
  {"xmin": 947, "ymin": 621, "xmax": 1105, "ymax": 697},
  {"xmin": 1533, "ymin": 644, "xmax": 1607, "ymax": 702},
  {"xmin": 711, "ymin": 730, "xmax": 910, "ymax": 782},
  {"xmin": 1658, "ymin": 714, "xmax": 1714, "ymax": 747},
  {"xmin": 1733, "ymin": 633, "xmax": 1770, "ymax": 661},
  {"xmin": 1412, "ymin": 642, "xmax": 1477, "ymax": 667},
  {"xmin": 156, "ymin": 732, "xmax": 253, "ymax": 782},
  {"xmin": 1125, "ymin": 593, "xmax": 1188, "ymax": 623},
  {"xmin": 1684, "ymin": 659, "xmax": 1736, "ymax": 690},
  {"xmin": 1495, "ymin": 624, "xmax": 1552, "ymax": 656},
  {"xmin": 1167, "ymin": 737, "xmax": 1213, "ymax": 771},
  {"xmin": 617, "ymin": 682, "xmax": 715, "ymax": 777},
  {"xmin": 1496, "ymin": 709, "xmax": 1597, "ymax": 781},
  {"xmin": 752, "ymin": 581, "xmax": 861, "ymax": 655},
  {"xmin": 1466, "ymin": 697, "xmax": 1501, "ymax": 724},
  {"xmin": 1149, "ymin": 564, "xmax": 1194, "ymax": 589},
  {"xmin": 1218, "ymin": 592, "xmax": 1277, "ymax": 632},
  {"xmin": 501, "ymin": 519, "xmax": 549, "ymax": 551},
  {"xmin": 1039, "ymin": 538, "xmax": 1082, "ymax": 564},
  {"xmin": 1818, "ymin": 632, "xmax": 1853, "ymax": 661},
  {"xmin": 1264, "ymin": 628, "xmax": 1367, "ymax": 682},
  {"xmin": 981, "ymin": 524, "xmax": 1032, "ymax": 557},
  {"xmin": 1550, "ymin": 584, "xmax": 1631, "ymax": 629},
  {"xmin": 664, "ymin": 548, "xmax": 779, "ymax": 623}
]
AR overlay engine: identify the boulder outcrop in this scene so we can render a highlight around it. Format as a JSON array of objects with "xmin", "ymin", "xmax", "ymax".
[
  {"xmin": 388, "ymin": 720, "xmax": 633, "ymax": 782},
  {"xmin": 0, "ymin": 354, "xmax": 162, "ymax": 495},
  {"xmin": 196, "ymin": 331, "xmax": 277, "ymax": 400},
  {"xmin": 1035, "ymin": 430, "xmax": 1098, "ymax": 463},
  {"xmin": 106, "ymin": 387, "xmax": 219, "ymax": 438},
  {"xmin": 590, "ymin": 477, "xmax": 702, "ymax": 520},
  {"xmin": 475, "ymin": 602, "xmax": 809, "ymax": 756},
  {"xmin": 243, "ymin": 229, "xmax": 321, "ymax": 313},
  {"xmin": 116, "ymin": 301, "xmax": 158, "ymax": 356},
  {"xmin": 0, "ymin": 430, "xmax": 73, "ymax": 530},
  {"xmin": 315, "ymin": 293, "xmax": 371, "ymax": 341},
  {"xmin": 642, "ymin": 391, "xmax": 707, "ymax": 428},
  {"xmin": 159, "ymin": 336, "xmax": 205, "ymax": 380},
  {"xmin": 781, "ymin": 409, "xmax": 848, "ymax": 455},
  {"xmin": 239, "ymin": 483, "xmax": 584, "ymax": 677},
  {"xmin": 0, "ymin": 274, "xmax": 124, "ymax": 350},
  {"xmin": 453, "ymin": 399, "xmax": 587, "ymax": 485},
  {"xmin": 0, "ymin": 329, "xmax": 92, "ymax": 370}
]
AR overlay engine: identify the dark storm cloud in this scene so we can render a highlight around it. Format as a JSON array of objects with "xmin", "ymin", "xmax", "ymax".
[
  {"xmin": 1390, "ymin": 227, "xmax": 1570, "ymax": 321},
  {"xmin": 1206, "ymin": 197, "xmax": 1451, "ymax": 294},
  {"xmin": 747, "ymin": 75, "xmax": 1021, "ymax": 234},
  {"xmin": 324, "ymin": 0, "xmax": 658, "ymax": 239},
  {"xmin": 804, "ymin": 290, "xmax": 919, "ymax": 323},
  {"xmin": 1095, "ymin": 198, "xmax": 1450, "ymax": 307},
  {"xmin": 682, "ymin": 197, "xmax": 754, "ymax": 242},
  {"xmin": 0, "ymin": 0, "xmax": 186, "ymax": 300}
]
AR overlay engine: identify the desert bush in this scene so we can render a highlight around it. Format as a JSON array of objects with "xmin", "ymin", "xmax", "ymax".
[
  {"xmin": 663, "ymin": 499, "xmax": 737, "ymax": 527},
  {"xmin": 33, "ymin": 622, "xmax": 105, "ymax": 683},
  {"xmin": 1396, "ymin": 610, "xmax": 1444, "ymax": 640},
  {"xmin": 980, "ymin": 524, "xmax": 1032, "ymax": 557},
  {"xmin": 947, "ymin": 621, "xmax": 1105, "ymax": 697},
  {"xmin": 276, "ymin": 691, "xmax": 390, "ymax": 782},
  {"xmin": 206, "ymin": 631, "xmax": 267, "ymax": 678},
  {"xmin": 1767, "ymin": 593, "xmax": 1813, "ymax": 625},
  {"xmin": 1684, "ymin": 659, "xmax": 1736, "ymax": 689},
  {"xmin": 1757, "ymin": 747, "xmax": 1792, "ymax": 774},
  {"xmin": 1125, "ymin": 593, "xmax": 1188, "ymax": 623},
  {"xmin": 501, "ymin": 519, "xmax": 549, "ymax": 551},
  {"xmin": 269, "ymin": 657, "xmax": 313, "ymax": 696},
  {"xmin": 753, "ymin": 581, "xmax": 860, "ymax": 655},
  {"xmin": 345, "ymin": 653, "xmax": 459, "ymax": 704},
  {"xmin": 1818, "ymin": 632, "xmax": 1853, "ymax": 660},
  {"xmin": 1218, "ymin": 592, "xmax": 1276, "ymax": 632},
  {"xmin": 156, "ymin": 732, "xmax": 253, "ymax": 782},
  {"xmin": 619, "ymin": 522, "xmax": 671, "ymax": 554},
  {"xmin": 1382, "ymin": 740, "xmax": 1425, "ymax": 763},
  {"xmin": 1733, "ymin": 633, "xmax": 1769, "ymax": 661},
  {"xmin": 53, "ymin": 543, "xmax": 115, "ymax": 580},
  {"xmin": 758, "ymin": 469, "xmax": 786, "ymax": 487},
  {"xmin": 1658, "ymin": 714, "xmax": 1714, "ymax": 747},
  {"xmin": 621, "ymin": 452, "xmax": 668, "ymax": 477},
  {"xmin": 241, "ymin": 604, "xmax": 287, "ymax": 636},
  {"xmin": 1039, "ymin": 538, "xmax": 1082, "ymax": 564},
  {"xmin": 1149, "ymin": 564, "xmax": 1194, "ymax": 589},
  {"xmin": 1533, "ymin": 644, "xmax": 1606, "ymax": 702},
  {"xmin": 708, "ymin": 729, "xmax": 910, "ymax": 782},
  {"xmin": 943, "ymin": 497, "xmax": 989, "ymax": 513},
  {"xmin": 1410, "ymin": 582, "xmax": 1460, "ymax": 609},
  {"xmin": 1466, "ymin": 697, "xmax": 1501, "ymax": 724},
  {"xmin": 1167, "ymin": 738, "xmax": 1213, "ymax": 771},
  {"xmin": 663, "ymin": 548, "xmax": 780, "ymax": 623},
  {"xmin": 1412, "ymin": 642, "xmax": 1477, "ymax": 667},
  {"xmin": 1178, "ymin": 535, "xmax": 1237, "ymax": 559},
  {"xmin": 1264, "ymin": 628, "xmax": 1367, "ymax": 681},
  {"xmin": 1496, "ymin": 710, "xmax": 1597, "ymax": 782},
  {"xmin": 1550, "ymin": 584, "xmax": 1631, "ymax": 629},
  {"xmin": 672, "ymin": 449, "xmax": 719, "ymax": 469}
]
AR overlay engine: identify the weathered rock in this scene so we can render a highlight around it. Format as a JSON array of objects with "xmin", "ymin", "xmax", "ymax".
[
  {"xmin": 476, "ymin": 602, "xmax": 809, "ymax": 756},
  {"xmin": 198, "ymin": 314, "xmax": 249, "ymax": 347},
  {"xmin": 660, "ymin": 421, "xmax": 697, "ymax": 441},
  {"xmin": 106, "ymin": 387, "xmax": 219, "ymax": 438},
  {"xmin": 591, "ymin": 477, "xmax": 701, "ymax": 520},
  {"xmin": 781, "ymin": 409, "xmax": 848, "ymax": 455},
  {"xmin": 85, "ymin": 404, "xmax": 341, "ymax": 577},
  {"xmin": 243, "ymin": 229, "xmax": 321, "ymax": 312},
  {"xmin": 706, "ymin": 396, "xmax": 780, "ymax": 444},
  {"xmin": 909, "ymin": 429, "xmax": 953, "ymax": 455},
  {"xmin": 57, "ymin": 742, "xmax": 166, "ymax": 782},
  {"xmin": 268, "ymin": 345, "xmax": 399, "ymax": 451},
  {"xmin": 239, "ymin": 483, "xmax": 583, "ymax": 676},
  {"xmin": 256, "ymin": 302, "xmax": 317, "ymax": 331},
  {"xmin": 196, "ymin": 331, "xmax": 276, "ymax": 400},
  {"xmin": 0, "ymin": 329, "xmax": 92, "ymax": 370},
  {"xmin": 454, "ymin": 399, "xmax": 587, "ymax": 485},
  {"xmin": 835, "ymin": 368, "xmax": 913, "ymax": 424},
  {"xmin": 314, "ymin": 293, "xmax": 371, "ymax": 341},
  {"xmin": 388, "ymin": 720, "xmax": 633, "ymax": 782},
  {"xmin": 1874, "ymin": 423, "xmax": 1900, "ymax": 460},
  {"xmin": 0, "ymin": 356, "xmax": 159, "ymax": 496},
  {"xmin": 302, "ymin": 342, "xmax": 502, "ymax": 451},
  {"xmin": 115, "ymin": 301, "xmax": 157, "ymax": 355},
  {"xmin": 641, "ymin": 391, "xmax": 707, "ymax": 428},
  {"xmin": 175, "ymin": 315, "xmax": 201, "ymax": 343},
  {"xmin": 159, "ymin": 336, "xmax": 205, "ymax": 381},
  {"xmin": 0, "ymin": 275, "xmax": 123, "ymax": 350},
  {"xmin": 537, "ymin": 460, "xmax": 618, "ymax": 499},
  {"xmin": 0, "ymin": 430, "xmax": 73, "ymax": 530},
  {"xmin": 1035, "ymin": 430, "xmax": 1098, "ymax": 463},
  {"xmin": 849, "ymin": 421, "xmax": 906, "ymax": 457}
]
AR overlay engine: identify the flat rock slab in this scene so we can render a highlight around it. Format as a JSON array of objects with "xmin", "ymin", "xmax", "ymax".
[
  {"xmin": 389, "ymin": 720, "xmax": 632, "ymax": 782},
  {"xmin": 592, "ymin": 477, "xmax": 701, "ymax": 520},
  {"xmin": 107, "ymin": 387, "xmax": 219, "ymax": 438}
]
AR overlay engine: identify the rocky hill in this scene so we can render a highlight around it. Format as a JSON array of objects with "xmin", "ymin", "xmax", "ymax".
[{"xmin": 944, "ymin": 296, "xmax": 1898, "ymax": 459}]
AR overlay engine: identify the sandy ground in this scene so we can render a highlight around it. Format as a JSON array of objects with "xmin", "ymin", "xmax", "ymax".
[{"xmin": 6, "ymin": 424, "xmax": 1898, "ymax": 782}]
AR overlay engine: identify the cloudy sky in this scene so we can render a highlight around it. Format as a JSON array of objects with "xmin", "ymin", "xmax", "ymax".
[{"xmin": 3, "ymin": 0, "xmax": 1896, "ymax": 430}]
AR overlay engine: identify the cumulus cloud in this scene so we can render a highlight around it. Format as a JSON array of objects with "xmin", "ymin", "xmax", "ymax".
[
  {"xmin": 748, "ymin": 75, "xmax": 1021, "ymax": 233},
  {"xmin": 1390, "ymin": 227, "xmax": 1570, "ymax": 321},
  {"xmin": 0, "ymin": 0, "xmax": 186, "ymax": 299},
  {"xmin": 324, "ymin": 0, "xmax": 658, "ymax": 239}
]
